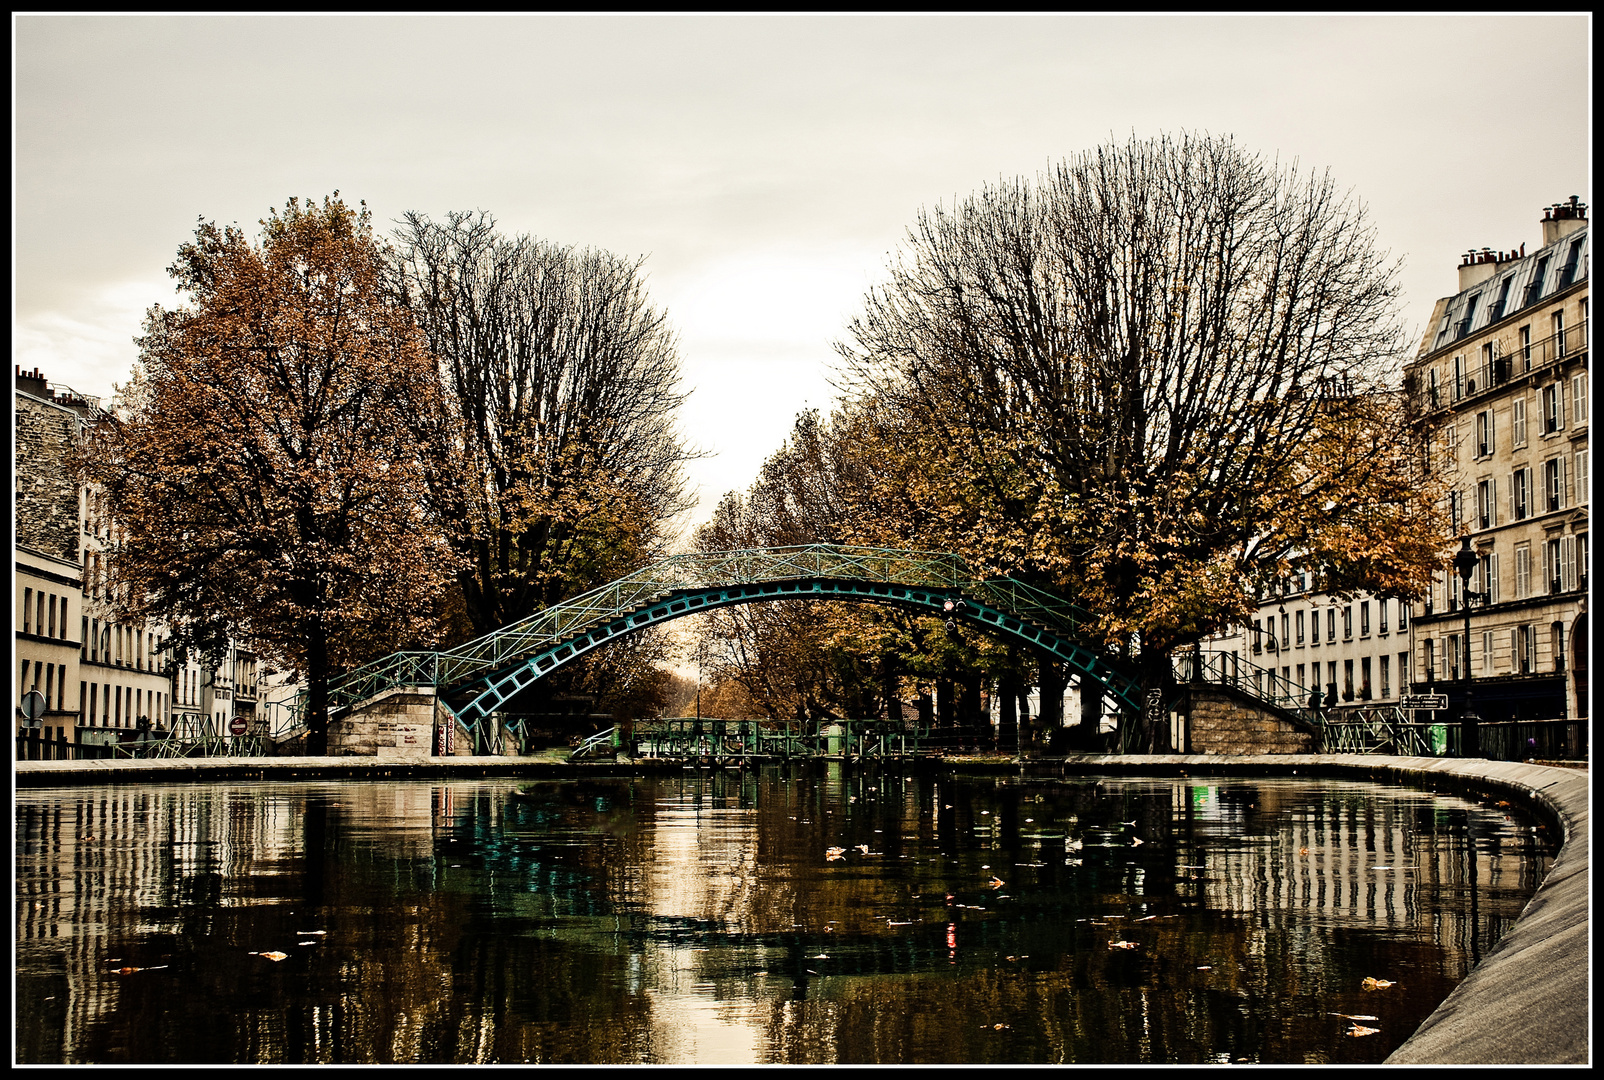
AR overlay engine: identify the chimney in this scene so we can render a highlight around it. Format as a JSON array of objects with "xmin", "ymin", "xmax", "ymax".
[
  {"xmin": 1541, "ymin": 195, "xmax": 1588, "ymax": 246},
  {"xmin": 1457, "ymin": 247, "xmax": 1501, "ymax": 292},
  {"xmin": 15, "ymin": 365, "xmax": 49, "ymax": 398}
]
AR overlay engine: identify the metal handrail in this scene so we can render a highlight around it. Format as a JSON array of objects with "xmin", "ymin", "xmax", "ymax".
[
  {"xmin": 1175, "ymin": 648, "xmax": 1316, "ymax": 720},
  {"xmin": 330, "ymin": 544, "xmax": 1111, "ymax": 714}
]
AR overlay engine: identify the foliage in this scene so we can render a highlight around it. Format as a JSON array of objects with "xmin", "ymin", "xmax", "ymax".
[{"xmin": 80, "ymin": 194, "xmax": 463, "ymax": 752}]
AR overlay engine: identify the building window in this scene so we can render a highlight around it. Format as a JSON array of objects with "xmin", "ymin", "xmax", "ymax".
[
  {"xmin": 1327, "ymin": 608, "xmax": 1337, "ymax": 643},
  {"xmin": 1545, "ymin": 458, "xmax": 1566, "ymax": 512},
  {"xmin": 1428, "ymin": 367, "xmax": 1440, "ymax": 408},
  {"xmin": 1476, "ymin": 409, "xmax": 1494, "ymax": 457},
  {"xmin": 1552, "ymin": 622, "xmax": 1566, "ymax": 672},
  {"xmin": 1476, "ymin": 478, "xmax": 1495, "ymax": 530},
  {"xmin": 1574, "ymin": 372, "xmax": 1589, "ymax": 424},
  {"xmin": 1448, "ymin": 488, "xmax": 1463, "ymax": 533},
  {"xmin": 1482, "ymin": 630, "xmax": 1495, "ymax": 674},
  {"xmin": 1512, "ymin": 467, "xmax": 1531, "ymax": 520},
  {"xmin": 1513, "ymin": 625, "xmax": 1534, "ymax": 674},
  {"xmin": 1479, "ymin": 553, "xmax": 1499, "ymax": 604},
  {"xmin": 1280, "ymin": 613, "xmax": 1289, "ymax": 650},
  {"xmin": 1343, "ymin": 659, "xmax": 1355, "ymax": 701},
  {"xmin": 1515, "ymin": 543, "xmax": 1531, "ymax": 598},
  {"xmin": 1360, "ymin": 657, "xmax": 1372, "ymax": 700},
  {"xmin": 1378, "ymin": 598, "xmax": 1389, "ymax": 635},
  {"xmin": 1519, "ymin": 324, "xmax": 1533, "ymax": 369},
  {"xmin": 1542, "ymin": 382, "xmax": 1565, "ymax": 434},
  {"xmin": 1553, "ymin": 310, "xmax": 1566, "ymax": 357},
  {"xmin": 1380, "ymin": 654, "xmax": 1391, "ymax": 698},
  {"xmin": 1295, "ymin": 609, "xmax": 1305, "ymax": 646},
  {"xmin": 1296, "ymin": 663, "xmax": 1306, "ymax": 687},
  {"xmin": 1360, "ymin": 601, "xmax": 1371, "ymax": 637},
  {"xmin": 1448, "ymin": 634, "xmax": 1461, "ymax": 682},
  {"xmin": 1327, "ymin": 661, "xmax": 1338, "ymax": 703},
  {"xmin": 23, "ymin": 588, "xmax": 32, "ymax": 634},
  {"xmin": 1453, "ymin": 355, "xmax": 1465, "ymax": 400},
  {"xmin": 1576, "ymin": 452, "xmax": 1589, "ymax": 511},
  {"xmin": 1398, "ymin": 603, "xmax": 1408, "ymax": 631},
  {"xmin": 1512, "ymin": 396, "xmax": 1528, "ymax": 447}
]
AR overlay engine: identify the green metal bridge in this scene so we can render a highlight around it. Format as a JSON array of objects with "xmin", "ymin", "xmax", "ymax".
[{"xmin": 328, "ymin": 544, "xmax": 1145, "ymax": 742}]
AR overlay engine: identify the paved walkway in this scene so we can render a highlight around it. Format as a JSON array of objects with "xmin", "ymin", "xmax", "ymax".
[{"xmin": 14, "ymin": 752, "xmax": 1589, "ymax": 1065}]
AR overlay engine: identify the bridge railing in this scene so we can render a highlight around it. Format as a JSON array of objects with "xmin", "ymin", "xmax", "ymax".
[{"xmin": 330, "ymin": 544, "xmax": 1109, "ymax": 715}]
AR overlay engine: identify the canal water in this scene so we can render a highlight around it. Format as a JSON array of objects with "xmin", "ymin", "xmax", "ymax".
[{"xmin": 15, "ymin": 767, "xmax": 1554, "ymax": 1065}]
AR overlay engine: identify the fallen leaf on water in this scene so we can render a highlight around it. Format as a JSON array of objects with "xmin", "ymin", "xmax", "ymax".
[
  {"xmin": 1330, "ymin": 1013, "xmax": 1379, "ymax": 1022},
  {"xmin": 989, "ymin": 877, "xmax": 1005, "ymax": 890},
  {"xmin": 825, "ymin": 846, "xmax": 846, "ymax": 857},
  {"xmin": 297, "ymin": 941, "xmax": 319, "ymax": 947},
  {"xmin": 113, "ymin": 966, "xmax": 142, "ymax": 975},
  {"xmin": 1131, "ymin": 837, "xmax": 1144, "ymax": 847},
  {"xmin": 1361, "ymin": 977, "xmax": 1396, "ymax": 991},
  {"xmin": 253, "ymin": 951, "xmax": 289, "ymax": 962},
  {"xmin": 1347, "ymin": 1024, "xmax": 1380, "ymax": 1037},
  {"xmin": 1299, "ymin": 847, "xmax": 1309, "ymax": 857},
  {"xmin": 993, "ymin": 1023, "xmax": 1009, "ymax": 1030},
  {"xmin": 1109, "ymin": 940, "xmax": 1138, "ymax": 950}
]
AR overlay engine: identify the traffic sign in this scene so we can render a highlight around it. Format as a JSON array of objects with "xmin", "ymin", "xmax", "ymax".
[
  {"xmin": 20, "ymin": 690, "xmax": 46, "ymax": 725},
  {"xmin": 1400, "ymin": 694, "xmax": 1448, "ymax": 711},
  {"xmin": 229, "ymin": 716, "xmax": 247, "ymax": 736}
]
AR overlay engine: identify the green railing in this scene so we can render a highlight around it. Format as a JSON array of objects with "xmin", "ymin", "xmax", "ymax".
[{"xmin": 330, "ymin": 544, "xmax": 1121, "ymax": 717}]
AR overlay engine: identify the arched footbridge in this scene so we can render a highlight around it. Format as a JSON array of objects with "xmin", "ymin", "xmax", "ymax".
[{"xmin": 328, "ymin": 544, "xmax": 1144, "ymax": 733}]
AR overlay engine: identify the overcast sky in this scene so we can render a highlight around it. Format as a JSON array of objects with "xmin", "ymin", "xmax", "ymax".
[{"xmin": 13, "ymin": 13, "xmax": 1592, "ymax": 537}]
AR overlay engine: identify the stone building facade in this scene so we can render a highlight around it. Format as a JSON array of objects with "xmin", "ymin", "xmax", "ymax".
[{"xmin": 1404, "ymin": 199, "xmax": 1588, "ymax": 727}]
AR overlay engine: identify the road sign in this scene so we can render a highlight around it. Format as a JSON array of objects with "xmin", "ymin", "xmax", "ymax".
[
  {"xmin": 20, "ymin": 690, "xmax": 46, "ymax": 725},
  {"xmin": 1400, "ymin": 694, "xmax": 1448, "ymax": 711},
  {"xmin": 229, "ymin": 716, "xmax": 247, "ymax": 736}
]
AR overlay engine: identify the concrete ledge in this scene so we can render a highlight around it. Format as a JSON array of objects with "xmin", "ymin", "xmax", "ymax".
[{"xmin": 14, "ymin": 752, "xmax": 1589, "ymax": 1064}]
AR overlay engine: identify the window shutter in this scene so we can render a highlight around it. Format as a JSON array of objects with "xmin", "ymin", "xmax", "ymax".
[{"xmin": 1561, "ymin": 536, "xmax": 1577, "ymax": 591}]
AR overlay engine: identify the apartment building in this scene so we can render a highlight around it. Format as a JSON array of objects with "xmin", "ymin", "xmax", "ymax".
[
  {"xmin": 14, "ymin": 365, "xmax": 269, "ymax": 752},
  {"xmin": 1404, "ymin": 198, "xmax": 1588, "ymax": 724},
  {"xmin": 1206, "ymin": 570, "xmax": 1415, "ymax": 714}
]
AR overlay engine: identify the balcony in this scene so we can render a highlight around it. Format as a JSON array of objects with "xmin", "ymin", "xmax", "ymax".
[{"xmin": 1414, "ymin": 323, "xmax": 1588, "ymax": 414}]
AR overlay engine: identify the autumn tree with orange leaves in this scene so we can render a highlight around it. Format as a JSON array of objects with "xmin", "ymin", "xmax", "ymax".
[
  {"xmin": 837, "ymin": 133, "xmax": 1448, "ymax": 746},
  {"xmin": 80, "ymin": 194, "xmax": 462, "ymax": 754}
]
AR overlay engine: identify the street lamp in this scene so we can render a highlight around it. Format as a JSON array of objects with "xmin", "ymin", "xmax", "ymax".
[{"xmin": 1451, "ymin": 535, "xmax": 1481, "ymax": 757}]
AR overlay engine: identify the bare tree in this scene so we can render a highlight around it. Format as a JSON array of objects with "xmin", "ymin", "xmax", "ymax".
[
  {"xmin": 838, "ymin": 133, "xmax": 1445, "ymax": 681},
  {"xmin": 389, "ymin": 211, "xmax": 697, "ymax": 638}
]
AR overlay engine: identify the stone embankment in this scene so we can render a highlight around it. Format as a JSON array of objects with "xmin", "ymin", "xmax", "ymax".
[{"xmin": 15, "ymin": 752, "xmax": 1588, "ymax": 1065}]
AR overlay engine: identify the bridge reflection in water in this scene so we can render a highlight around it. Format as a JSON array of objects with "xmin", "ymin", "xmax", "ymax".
[{"xmin": 14, "ymin": 769, "xmax": 1552, "ymax": 1065}]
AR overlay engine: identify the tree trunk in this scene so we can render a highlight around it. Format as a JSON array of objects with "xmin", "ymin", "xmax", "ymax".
[
  {"xmin": 1032, "ymin": 658, "xmax": 1066, "ymax": 758},
  {"xmin": 304, "ymin": 613, "xmax": 330, "ymax": 756},
  {"xmin": 998, "ymin": 673, "xmax": 1019, "ymax": 754}
]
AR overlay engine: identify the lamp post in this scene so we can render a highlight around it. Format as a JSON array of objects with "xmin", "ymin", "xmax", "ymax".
[{"xmin": 1451, "ymin": 535, "xmax": 1481, "ymax": 757}]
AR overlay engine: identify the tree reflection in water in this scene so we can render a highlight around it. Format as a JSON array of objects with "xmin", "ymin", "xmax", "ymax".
[{"xmin": 14, "ymin": 768, "xmax": 1552, "ymax": 1065}]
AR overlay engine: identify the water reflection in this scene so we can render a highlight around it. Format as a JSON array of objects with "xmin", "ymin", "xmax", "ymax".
[{"xmin": 14, "ymin": 769, "xmax": 1552, "ymax": 1065}]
